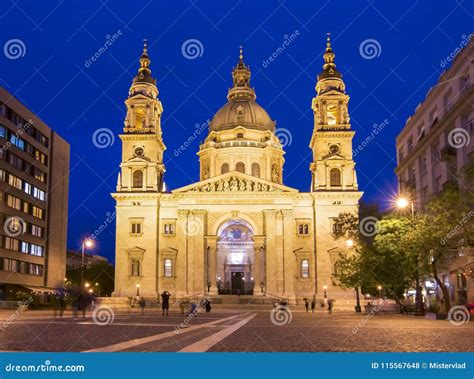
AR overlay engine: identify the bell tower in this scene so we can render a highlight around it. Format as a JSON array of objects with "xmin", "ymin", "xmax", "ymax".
[
  {"xmin": 309, "ymin": 34, "xmax": 358, "ymax": 191},
  {"xmin": 117, "ymin": 40, "xmax": 166, "ymax": 192}
]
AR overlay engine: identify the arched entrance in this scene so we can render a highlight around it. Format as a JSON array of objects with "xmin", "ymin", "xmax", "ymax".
[{"xmin": 216, "ymin": 220, "xmax": 254, "ymax": 295}]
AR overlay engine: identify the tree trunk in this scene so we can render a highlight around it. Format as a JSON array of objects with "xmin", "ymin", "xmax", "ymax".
[{"xmin": 431, "ymin": 259, "xmax": 450, "ymax": 313}]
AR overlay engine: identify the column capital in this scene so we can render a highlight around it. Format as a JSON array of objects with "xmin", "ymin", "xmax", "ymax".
[
  {"xmin": 177, "ymin": 209, "xmax": 189, "ymax": 217},
  {"xmin": 191, "ymin": 209, "xmax": 208, "ymax": 216},
  {"xmin": 205, "ymin": 235, "xmax": 219, "ymax": 247}
]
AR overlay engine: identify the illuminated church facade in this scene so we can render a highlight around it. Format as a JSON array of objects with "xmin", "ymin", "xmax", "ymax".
[{"xmin": 112, "ymin": 37, "xmax": 362, "ymax": 303}]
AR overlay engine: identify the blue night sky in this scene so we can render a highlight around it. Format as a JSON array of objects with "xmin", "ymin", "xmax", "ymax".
[{"xmin": 0, "ymin": 1, "xmax": 471, "ymax": 262}]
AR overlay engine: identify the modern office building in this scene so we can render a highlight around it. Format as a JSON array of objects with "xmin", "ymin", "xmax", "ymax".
[
  {"xmin": 0, "ymin": 87, "xmax": 69, "ymax": 300},
  {"xmin": 395, "ymin": 39, "xmax": 473, "ymax": 305}
]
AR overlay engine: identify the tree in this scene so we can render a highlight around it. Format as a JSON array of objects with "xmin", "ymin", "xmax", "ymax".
[
  {"xmin": 411, "ymin": 186, "xmax": 474, "ymax": 313},
  {"xmin": 332, "ymin": 210, "xmax": 415, "ymax": 305},
  {"xmin": 66, "ymin": 261, "xmax": 114, "ymax": 296}
]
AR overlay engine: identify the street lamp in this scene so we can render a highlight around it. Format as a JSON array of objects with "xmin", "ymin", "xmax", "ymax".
[
  {"xmin": 396, "ymin": 196, "xmax": 424, "ymax": 316},
  {"xmin": 81, "ymin": 239, "xmax": 94, "ymax": 291},
  {"xmin": 377, "ymin": 285, "xmax": 383, "ymax": 299},
  {"xmin": 136, "ymin": 283, "xmax": 140, "ymax": 297},
  {"xmin": 323, "ymin": 285, "xmax": 328, "ymax": 299},
  {"xmin": 345, "ymin": 239, "xmax": 354, "ymax": 248}
]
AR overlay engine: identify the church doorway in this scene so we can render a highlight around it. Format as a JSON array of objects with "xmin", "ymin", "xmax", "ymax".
[
  {"xmin": 231, "ymin": 272, "xmax": 244, "ymax": 295},
  {"xmin": 216, "ymin": 220, "xmax": 254, "ymax": 295}
]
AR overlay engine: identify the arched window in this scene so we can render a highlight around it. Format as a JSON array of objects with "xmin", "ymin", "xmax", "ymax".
[
  {"xmin": 251, "ymin": 163, "xmax": 260, "ymax": 178},
  {"xmin": 329, "ymin": 168, "xmax": 341, "ymax": 187},
  {"xmin": 301, "ymin": 259, "xmax": 309, "ymax": 278},
  {"xmin": 236, "ymin": 162, "xmax": 245, "ymax": 173},
  {"xmin": 221, "ymin": 163, "xmax": 229, "ymax": 174},
  {"xmin": 164, "ymin": 259, "xmax": 172, "ymax": 277},
  {"xmin": 326, "ymin": 104, "xmax": 338, "ymax": 126},
  {"xmin": 133, "ymin": 170, "xmax": 144, "ymax": 188}
]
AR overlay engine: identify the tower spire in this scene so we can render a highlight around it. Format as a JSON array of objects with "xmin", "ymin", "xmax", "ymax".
[
  {"xmin": 228, "ymin": 45, "xmax": 255, "ymax": 100},
  {"xmin": 133, "ymin": 39, "xmax": 156, "ymax": 86}
]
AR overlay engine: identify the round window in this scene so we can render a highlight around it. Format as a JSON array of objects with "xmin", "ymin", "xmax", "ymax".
[
  {"xmin": 134, "ymin": 147, "xmax": 144, "ymax": 156},
  {"xmin": 329, "ymin": 144, "xmax": 340, "ymax": 154}
]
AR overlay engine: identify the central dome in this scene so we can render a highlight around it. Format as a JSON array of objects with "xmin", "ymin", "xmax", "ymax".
[
  {"xmin": 209, "ymin": 47, "xmax": 275, "ymax": 133},
  {"xmin": 210, "ymin": 98, "xmax": 275, "ymax": 132}
]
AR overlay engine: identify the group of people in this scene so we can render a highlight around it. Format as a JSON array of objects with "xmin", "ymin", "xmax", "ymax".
[
  {"xmin": 303, "ymin": 297, "xmax": 334, "ymax": 314},
  {"xmin": 136, "ymin": 291, "xmax": 212, "ymax": 317},
  {"xmin": 53, "ymin": 287, "xmax": 96, "ymax": 320}
]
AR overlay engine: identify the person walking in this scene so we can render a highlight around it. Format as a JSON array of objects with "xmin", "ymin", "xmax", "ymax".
[
  {"xmin": 161, "ymin": 291, "xmax": 170, "ymax": 317},
  {"xmin": 327, "ymin": 298, "xmax": 333, "ymax": 314},
  {"xmin": 311, "ymin": 296, "xmax": 316, "ymax": 313},
  {"xmin": 205, "ymin": 298, "xmax": 212, "ymax": 313},
  {"xmin": 304, "ymin": 298, "xmax": 309, "ymax": 313},
  {"xmin": 139, "ymin": 297, "xmax": 146, "ymax": 315}
]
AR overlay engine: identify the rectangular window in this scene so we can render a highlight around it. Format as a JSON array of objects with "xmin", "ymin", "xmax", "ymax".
[
  {"xmin": 24, "ymin": 182, "xmax": 32, "ymax": 195},
  {"xmin": 131, "ymin": 222, "xmax": 142, "ymax": 235},
  {"xmin": 29, "ymin": 263, "xmax": 43, "ymax": 276},
  {"xmin": 4, "ymin": 237, "xmax": 19, "ymax": 251},
  {"xmin": 21, "ymin": 241, "xmax": 29, "ymax": 254},
  {"xmin": 9, "ymin": 135, "xmax": 25, "ymax": 150},
  {"xmin": 33, "ymin": 187, "xmax": 45, "ymax": 201},
  {"xmin": 7, "ymin": 194, "xmax": 21, "ymax": 210},
  {"xmin": 30, "ymin": 244, "xmax": 43, "ymax": 257},
  {"xmin": 164, "ymin": 259, "xmax": 173, "ymax": 277},
  {"xmin": 0, "ymin": 125, "xmax": 6, "ymax": 138},
  {"xmin": 298, "ymin": 223, "xmax": 310, "ymax": 235},
  {"xmin": 32, "ymin": 206, "xmax": 44, "ymax": 219},
  {"xmin": 163, "ymin": 223, "xmax": 175, "ymax": 235},
  {"xmin": 31, "ymin": 224, "xmax": 43, "ymax": 237},
  {"xmin": 3, "ymin": 258, "xmax": 20, "ymax": 272},
  {"xmin": 0, "ymin": 169, "xmax": 5, "ymax": 181},
  {"xmin": 8, "ymin": 174, "xmax": 22, "ymax": 190},
  {"xmin": 33, "ymin": 167, "xmax": 46, "ymax": 183},
  {"xmin": 8, "ymin": 154, "xmax": 23, "ymax": 169}
]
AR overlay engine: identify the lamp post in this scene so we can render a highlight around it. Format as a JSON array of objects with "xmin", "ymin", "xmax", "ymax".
[
  {"xmin": 396, "ymin": 196, "xmax": 425, "ymax": 316},
  {"xmin": 81, "ymin": 239, "xmax": 93, "ymax": 291},
  {"xmin": 136, "ymin": 283, "xmax": 140, "ymax": 297},
  {"xmin": 323, "ymin": 285, "xmax": 328, "ymax": 299},
  {"xmin": 377, "ymin": 285, "xmax": 383, "ymax": 299}
]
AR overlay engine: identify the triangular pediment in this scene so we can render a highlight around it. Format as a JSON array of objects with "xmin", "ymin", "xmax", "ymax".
[
  {"xmin": 172, "ymin": 171, "xmax": 298, "ymax": 194},
  {"xmin": 127, "ymin": 155, "xmax": 151, "ymax": 163},
  {"xmin": 322, "ymin": 152, "xmax": 346, "ymax": 160}
]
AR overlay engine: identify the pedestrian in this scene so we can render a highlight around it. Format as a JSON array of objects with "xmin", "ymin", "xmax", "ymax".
[
  {"xmin": 161, "ymin": 290, "xmax": 170, "ymax": 317},
  {"xmin": 190, "ymin": 302, "xmax": 198, "ymax": 317},
  {"xmin": 304, "ymin": 298, "xmax": 309, "ymax": 313},
  {"xmin": 139, "ymin": 297, "xmax": 146, "ymax": 315},
  {"xmin": 328, "ymin": 298, "xmax": 333, "ymax": 314},
  {"xmin": 205, "ymin": 298, "xmax": 212, "ymax": 313},
  {"xmin": 311, "ymin": 296, "xmax": 316, "ymax": 313}
]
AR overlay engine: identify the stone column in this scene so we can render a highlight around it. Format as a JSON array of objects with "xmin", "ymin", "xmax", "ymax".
[
  {"xmin": 253, "ymin": 236, "xmax": 265, "ymax": 295},
  {"xmin": 281, "ymin": 209, "xmax": 295, "ymax": 300},
  {"xmin": 176, "ymin": 210, "xmax": 189, "ymax": 296},
  {"xmin": 264, "ymin": 209, "xmax": 278, "ymax": 296},
  {"xmin": 206, "ymin": 235, "xmax": 218, "ymax": 295},
  {"xmin": 189, "ymin": 210, "xmax": 207, "ymax": 295}
]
